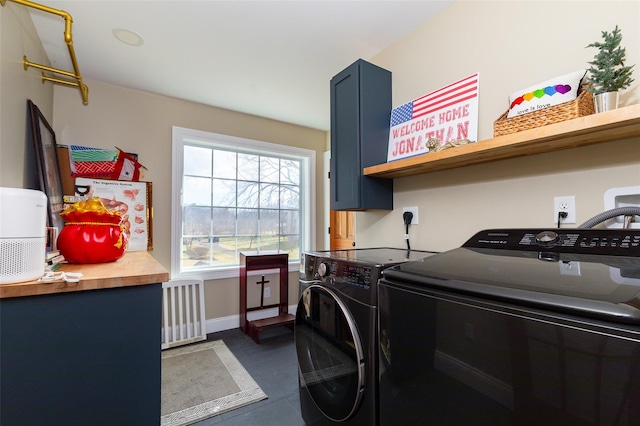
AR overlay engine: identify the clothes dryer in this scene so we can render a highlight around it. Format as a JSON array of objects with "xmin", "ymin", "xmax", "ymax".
[{"xmin": 296, "ymin": 248, "xmax": 435, "ymax": 425}]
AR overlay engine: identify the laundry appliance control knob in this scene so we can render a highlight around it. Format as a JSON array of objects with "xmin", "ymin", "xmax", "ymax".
[
  {"xmin": 535, "ymin": 230, "xmax": 559, "ymax": 245},
  {"xmin": 317, "ymin": 262, "xmax": 328, "ymax": 277}
]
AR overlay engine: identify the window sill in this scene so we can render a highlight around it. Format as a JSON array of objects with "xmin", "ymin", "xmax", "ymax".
[{"xmin": 172, "ymin": 261, "xmax": 300, "ymax": 282}]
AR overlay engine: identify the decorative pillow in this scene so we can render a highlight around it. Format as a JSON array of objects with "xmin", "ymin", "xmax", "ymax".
[{"xmin": 507, "ymin": 70, "xmax": 586, "ymax": 118}]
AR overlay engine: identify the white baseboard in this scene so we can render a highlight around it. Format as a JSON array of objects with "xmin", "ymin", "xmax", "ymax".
[{"xmin": 205, "ymin": 304, "xmax": 297, "ymax": 334}]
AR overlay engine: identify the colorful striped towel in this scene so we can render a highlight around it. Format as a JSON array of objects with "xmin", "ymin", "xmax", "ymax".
[{"xmin": 69, "ymin": 145, "xmax": 119, "ymax": 178}]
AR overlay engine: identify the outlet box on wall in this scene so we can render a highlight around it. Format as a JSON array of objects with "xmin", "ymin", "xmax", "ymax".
[
  {"xmin": 553, "ymin": 195, "xmax": 576, "ymax": 224},
  {"xmin": 402, "ymin": 206, "xmax": 419, "ymax": 224},
  {"xmin": 604, "ymin": 186, "xmax": 640, "ymax": 229}
]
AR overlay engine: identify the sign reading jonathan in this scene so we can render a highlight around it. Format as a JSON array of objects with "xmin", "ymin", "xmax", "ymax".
[{"xmin": 387, "ymin": 73, "xmax": 479, "ymax": 162}]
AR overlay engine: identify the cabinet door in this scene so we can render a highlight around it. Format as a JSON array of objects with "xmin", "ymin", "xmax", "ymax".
[
  {"xmin": 330, "ymin": 59, "xmax": 393, "ymax": 211},
  {"xmin": 331, "ymin": 62, "xmax": 359, "ymax": 210},
  {"xmin": 0, "ymin": 285, "xmax": 161, "ymax": 425}
]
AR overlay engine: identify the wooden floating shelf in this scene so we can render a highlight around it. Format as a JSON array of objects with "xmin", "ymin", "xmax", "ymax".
[{"xmin": 363, "ymin": 103, "xmax": 640, "ymax": 179}]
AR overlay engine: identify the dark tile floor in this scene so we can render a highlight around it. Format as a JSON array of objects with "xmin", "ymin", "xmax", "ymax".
[{"xmin": 192, "ymin": 326, "xmax": 305, "ymax": 426}]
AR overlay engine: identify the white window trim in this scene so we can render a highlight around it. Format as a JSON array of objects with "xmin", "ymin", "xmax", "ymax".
[{"xmin": 171, "ymin": 126, "xmax": 316, "ymax": 280}]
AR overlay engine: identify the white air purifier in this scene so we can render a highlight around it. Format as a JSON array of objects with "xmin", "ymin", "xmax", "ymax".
[{"xmin": 0, "ymin": 187, "xmax": 47, "ymax": 284}]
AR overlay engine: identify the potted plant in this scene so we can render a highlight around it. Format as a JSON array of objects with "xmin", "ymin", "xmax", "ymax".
[{"xmin": 585, "ymin": 25, "xmax": 635, "ymax": 113}]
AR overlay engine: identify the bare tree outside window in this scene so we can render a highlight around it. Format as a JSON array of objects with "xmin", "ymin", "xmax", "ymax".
[{"xmin": 181, "ymin": 146, "xmax": 301, "ymax": 270}]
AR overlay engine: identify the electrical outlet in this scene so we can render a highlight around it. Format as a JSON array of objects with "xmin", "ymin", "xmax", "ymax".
[
  {"xmin": 264, "ymin": 287, "xmax": 270, "ymax": 298},
  {"xmin": 559, "ymin": 261, "xmax": 581, "ymax": 276},
  {"xmin": 402, "ymin": 206, "xmax": 419, "ymax": 224},
  {"xmin": 554, "ymin": 195, "xmax": 576, "ymax": 224}
]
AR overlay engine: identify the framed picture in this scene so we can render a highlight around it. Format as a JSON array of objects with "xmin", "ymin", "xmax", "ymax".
[
  {"xmin": 28, "ymin": 100, "xmax": 65, "ymax": 232},
  {"xmin": 74, "ymin": 178, "xmax": 153, "ymax": 251}
]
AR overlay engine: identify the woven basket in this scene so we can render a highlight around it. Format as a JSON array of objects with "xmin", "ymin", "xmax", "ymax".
[{"xmin": 493, "ymin": 89, "xmax": 595, "ymax": 137}]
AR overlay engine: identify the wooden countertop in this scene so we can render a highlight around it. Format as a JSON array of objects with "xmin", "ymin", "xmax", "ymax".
[{"xmin": 0, "ymin": 251, "xmax": 169, "ymax": 299}]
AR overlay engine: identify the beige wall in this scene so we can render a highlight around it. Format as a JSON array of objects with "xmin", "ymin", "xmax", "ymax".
[
  {"xmin": 2, "ymin": 1, "xmax": 324, "ymax": 323},
  {"xmin": 1, "ymin": 1, "xmax": 54, "ymax": 189},
  {"xmin": 3, "ymin": 1, "xmax": 639, "ymax": 326},
  {"xmin": 358, "ymin": 0, "xmax": 640, "ymax": 252},
  {"xmin": 52, "ymin": 80, "xmax": 326, "ymax": 319}
]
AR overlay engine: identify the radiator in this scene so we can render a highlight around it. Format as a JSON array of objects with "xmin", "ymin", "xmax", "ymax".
[{"xmin": 161, "ymin": 279, "xmax": 206, "ymax": 349}]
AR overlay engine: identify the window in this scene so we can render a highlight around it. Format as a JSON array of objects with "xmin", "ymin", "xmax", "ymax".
[{"xmin": 171, "ymin": 127, "xmax": 315, "ymax": 280}]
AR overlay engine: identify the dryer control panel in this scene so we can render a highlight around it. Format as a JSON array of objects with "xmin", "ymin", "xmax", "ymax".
[
  {"xmin": 464, "ymin": 229, "xmax": 640, "ymax": 256},
  {"xmin": 301, "ymin": 248, "xmax": 437, "ymax": 306}
]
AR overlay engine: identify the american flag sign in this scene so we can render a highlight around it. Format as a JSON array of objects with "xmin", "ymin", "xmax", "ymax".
[{"xmin": 387, "ymin": 73, "xmax": 479, "ymax": 162}]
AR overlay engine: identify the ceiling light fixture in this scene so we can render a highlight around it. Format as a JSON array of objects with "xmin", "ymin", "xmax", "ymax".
[{"xmin": 112, "ymin": 28, "xmax": 144, "ymax": 47}]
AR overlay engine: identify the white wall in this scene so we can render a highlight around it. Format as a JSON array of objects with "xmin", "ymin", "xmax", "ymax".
[{"xmin": 357, "ymin": 1, "xmax": 640, "ymax": 252}]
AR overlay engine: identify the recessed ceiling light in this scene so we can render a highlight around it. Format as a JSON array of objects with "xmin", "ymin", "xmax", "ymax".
[{"xmin": 112, "ymin": 28, "xmax": 144, "ymax": 47}]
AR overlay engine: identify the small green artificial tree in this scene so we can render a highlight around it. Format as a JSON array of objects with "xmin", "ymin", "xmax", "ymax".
[{"xmin": 585, "ymin": 25, "xmax": 635, "ymax": 94}]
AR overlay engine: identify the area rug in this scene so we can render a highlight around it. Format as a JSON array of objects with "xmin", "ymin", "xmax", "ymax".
[{"xmin": 161, "ymin": 340, "xmax": 267, "ymax": 426}]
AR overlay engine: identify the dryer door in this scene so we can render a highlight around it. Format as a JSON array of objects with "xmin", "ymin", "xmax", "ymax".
[{"xmin": 295, "ymin": 285, "xmax": 365, "ymax": 422}]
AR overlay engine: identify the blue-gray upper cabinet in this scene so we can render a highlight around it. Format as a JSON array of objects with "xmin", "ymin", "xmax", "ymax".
[{"xmin": 330, "ymin": 59, "xmax": 393, "ymax": 211}]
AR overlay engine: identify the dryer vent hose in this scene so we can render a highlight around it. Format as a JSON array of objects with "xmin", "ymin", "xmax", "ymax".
[{"xmin": 578, "ymin": 207, "xmax": 640, "ymax": 229}]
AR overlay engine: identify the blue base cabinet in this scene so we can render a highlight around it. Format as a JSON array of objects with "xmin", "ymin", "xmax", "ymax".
[{"xmin": 0, "ymin": 284, "xmax": 161, "ymax": 426}]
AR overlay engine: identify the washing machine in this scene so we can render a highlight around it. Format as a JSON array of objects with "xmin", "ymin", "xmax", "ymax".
[
  {"xmin": 296, "ymin": 248, "xmax": 435, "ymax": 425},
  {"xmin": 378, "ymin": 228, "xmax": 640, "ymax": 425}
]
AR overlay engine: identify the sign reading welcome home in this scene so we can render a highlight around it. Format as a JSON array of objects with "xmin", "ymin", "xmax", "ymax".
[{"xmin": 387, "ymin": 73, "xmax": 479, "ymax": 162}]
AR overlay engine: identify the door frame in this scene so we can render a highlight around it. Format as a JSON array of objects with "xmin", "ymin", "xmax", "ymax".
[{"xmin": 323, "ymin": 150, "xmax": 330, "ymax": 250}]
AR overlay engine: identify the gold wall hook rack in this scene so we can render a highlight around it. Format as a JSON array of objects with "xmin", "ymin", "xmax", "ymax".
[{"xmin": 2, "ymin": 0, "xmax": 89, "ymax": 104}]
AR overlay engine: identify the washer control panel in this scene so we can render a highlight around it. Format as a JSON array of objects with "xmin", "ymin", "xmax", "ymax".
[
  {"xmin": 313, "ymin": 259, "xmax": 375, "ymax": 289},
  {"xmin": 302, "ymin": 255, "xmax": 384, "ymax": 289},
  {"xmin": 464, "ymin": 228, "xmax": 640, "ymax": 256}
]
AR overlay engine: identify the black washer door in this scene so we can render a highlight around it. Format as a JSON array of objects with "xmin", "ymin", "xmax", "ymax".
[{"xmin": 295, "ymin": 285, "xmax": 365, "ymax": 422}]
